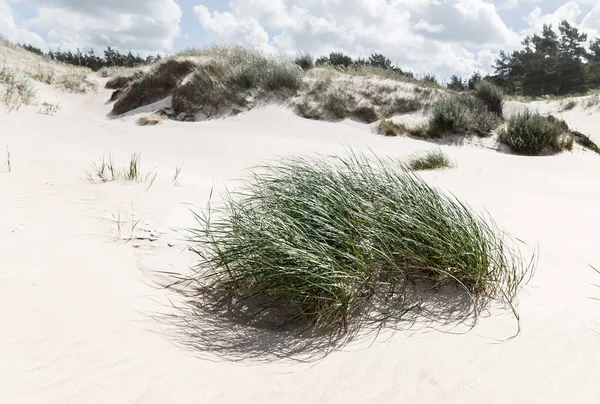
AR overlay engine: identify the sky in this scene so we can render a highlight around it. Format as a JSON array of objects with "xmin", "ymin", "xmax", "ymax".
[{"xmin": 1, "ymin": 0, "xmax": 599, "ymax": 77}]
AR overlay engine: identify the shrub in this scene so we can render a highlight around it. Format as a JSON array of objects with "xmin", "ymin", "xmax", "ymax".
[
  {"xmin": 407, "ymin": 150, "xmax": 452, "ymax": 170},
  {"xmin": 474, "ymin": 81, "xmax": 504, "ymax": 117},
  {"xmin": 498, "ymin": 110, "xmax": 568, "ymax": 155},
  {"xmin": 295, "ymin": 53, "xmax": 314, "ymax": 70},
  {"xmin": 184, "ymin": 153, "xmax": 531, "ymax": 331},
  {"xmin": 429, "ymin": 97, "xmax": 472, "ymax": 134},
  {"xmin": 324, "ymin": 91, "xmax": 349, "ymax": 118},
  {"xmin": 428, "ymin": 95, "xmax": 501, "ymax": 137},
  {"xmin": 353, "ymin": 105, "xmax": 378, "ymax": 123}
]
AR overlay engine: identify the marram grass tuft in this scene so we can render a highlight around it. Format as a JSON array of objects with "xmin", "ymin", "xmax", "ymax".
[{"xmin": 183, "ymin": 153, "xmax": 534, "ymax": 332}]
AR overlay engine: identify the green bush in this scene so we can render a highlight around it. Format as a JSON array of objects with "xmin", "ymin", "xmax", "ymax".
[
  {"xmin": 498, "ymin": 111, "xmax": 568, "ymax": 155},
  {"xmin": 324, "ymin": 91, "xmax": 349, "ymax": 118},
  {"xmin": 429, "ymin": 95, "xmax": 501, "ymax": 137},
  {"xmin": 430, "ymin": 97, "xmax": 472, "ymax": 134},
  {"xmin": 184, "ymin": 153, "xmax": 531, "ymax": 330},
  {"xmin": 295, "ymin": 53, "xmax": 314, "ymax": 70},
  {"xmin": 475, "ymin": 81, "xmax": 504, "ymax": 117}
]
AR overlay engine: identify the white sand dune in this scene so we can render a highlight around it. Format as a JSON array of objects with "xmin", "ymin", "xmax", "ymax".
[{"xmin": 1, "ymin": 69, "xmax": 600, "ymax": 404}]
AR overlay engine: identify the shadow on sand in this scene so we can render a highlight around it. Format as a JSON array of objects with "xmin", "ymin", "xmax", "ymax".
[{"xmin": 152, "ymin": 274, "xmax": 496, "ymax": 364}]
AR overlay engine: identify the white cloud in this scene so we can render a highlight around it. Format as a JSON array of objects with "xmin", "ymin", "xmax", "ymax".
[
  {"xmin": 194, "ymin": 0, "xmax": 521, "ymax": 77},
  {"xmin": 0, "ymin": 0, "xmax": 45, "ymax": 47},
  {"xmin": 523, "ymin": 2, "xmax": 600, "ymax": 42},
  {"xmin": 19, "ymin": 0, "xmax": 181, "ymax": 54}
]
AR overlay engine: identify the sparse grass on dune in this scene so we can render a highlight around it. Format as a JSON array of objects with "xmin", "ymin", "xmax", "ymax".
[
  {"xmin": 5, "ymin": 146, "xmax": 11, "ymax": 172},
  {"xmin": 112, "ymin": 58, "xmax": 197, "ymax": 115},
  {"xmin": 297, "ymin": 73, "xmax": 436, "ymax": 122},
  {"xmin": 172, "ymin": 46, "xmax": 303, "ymax": 118},
  {"xmin": 37, "ymin": 101, "xmax": 60, "ymax": 115},
  {"xmin": 407, "ymin": 149, "xmax": 453, "ymax": 170},
  {"xmin": 182, "ymin": 153, "xmax": 532, "ymax": 332},
  {"xmin": 560, "ymin": 99, "xmax": 578, "ymax": 111},
  {"xmin": 0, "ymin": 63, "xmax": 36, "ymax": 111},
  {"xmin": 87, "ymin": 152, "xmax": 157, "ymax": 185},
  {"xmin": 377, "ymin": 119, "xmax": 430, "ymax": 138}
]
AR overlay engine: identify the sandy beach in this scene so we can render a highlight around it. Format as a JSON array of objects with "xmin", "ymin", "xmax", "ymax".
[{"xmin": 1, "ymin": 41, "xmax": 600, "ymax": 403}]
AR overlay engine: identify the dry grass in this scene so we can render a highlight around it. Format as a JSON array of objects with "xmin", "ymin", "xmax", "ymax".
[
  {"xmin": 31, "ymin": 64, "xmax": 55, "ymax": 84},
  {"xmin": 377, "ymin": 119, "xmax": 430, "ymax": 138},
  {"xmin": 137, "ymin": 113, "xmax": 167, "ymax": 126},
  {"xmin": 0, "ymin": 63, "xmax": 36, "ymax": 111},
  {"xmin": 37, "ymin": 101, "xmax": 60, "ymax": 115},
  {"xmin": 57, "ymin": 70, "xmax": 98, "ymax": 93},
  {"xmin": 5, "ymin": 146, "xmax": 11, "ymax": 172},
  {"xmin": 0, "ymin": 39, "xmax": 97, "ymax": 94},
  {"xmin": 296, "ymin": 73, "xmax": 439, "ymax": 123},
  {"xmin": 560, "ymin": 99, "xmax": 578, "ymax": 111}
]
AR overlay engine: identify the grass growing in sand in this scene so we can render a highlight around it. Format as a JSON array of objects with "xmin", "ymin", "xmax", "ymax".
[
  {"xmin": 173, "ymin": 165, "xmax": 183, "ymax": 185},
  {"xmin": 5, "ymin": 146, "xmax": 11, "ymax": 172},
  {"xmin": 184, "ymin": 153, "xmax": 532, "ymax": 331},
  {"xmin": 88, "ymin": 152, "xmax": 158, "ymax": 185},
  {"xmin": 37, "ymin": 101, "xmax": 60, "ymax": 115},
  {"xmin": 377, "ymin": 119, "xmax": 430, "ymax": 138},
  {"xmin": 407, "ymin": 150, "xmax": 453, "ymax": 171}
]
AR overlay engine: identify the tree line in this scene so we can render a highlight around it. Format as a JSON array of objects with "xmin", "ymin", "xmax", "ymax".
[
  {"xmin": 310, "ymin": 20, "xmax": 600, "ymax": 97},
  {"xmin": 19, "ymin": 44, "xmax": 161, "ymax": 71},
  {"xmin": 450, "ymin": 20, "xmax": 600, "ymax": 97}
]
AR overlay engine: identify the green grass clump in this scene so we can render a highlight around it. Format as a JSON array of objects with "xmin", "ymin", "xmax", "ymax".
[
  {"xmin": 407, "ymin": 150, "xmax": 452, "ymax": 170},
  {"xmin": 499, "ymin": 110, "xmax": 569, "ymax": 155},
  {"xmin": 378, "ymin": 119, "xmax": 431, "ymax": 138},
  {"xmin": 185, "ymin": 153, "xmax": 531, "ymax": 331},
  {"xmin": 474, "ymin": 81, "xmax": 504, "ymax": 117}
]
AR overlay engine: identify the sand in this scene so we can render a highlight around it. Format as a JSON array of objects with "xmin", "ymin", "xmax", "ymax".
[{"xmin": 1, "ymin": 68, "xmax": 600, "ymax": 404}]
